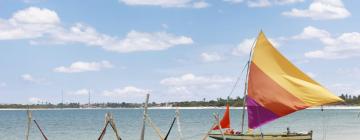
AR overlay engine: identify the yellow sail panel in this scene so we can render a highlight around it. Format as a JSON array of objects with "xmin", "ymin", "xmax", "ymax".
[{"xmin": 251, "ymin": 32, "xmax": 343, "ymax": 106}]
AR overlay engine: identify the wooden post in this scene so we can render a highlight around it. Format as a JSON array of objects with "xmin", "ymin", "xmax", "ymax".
[
  {"xmin": 98, "ymin": 113, "xmax": 110, "ymax": 140},
  {"xmin": 108, "ymin": 113, "xmax": 121, "ymax": 140},
  {"xmin": 241, "ymin": 33, "xmax": 258, "ymax": 133},
  {"xmin": 25, "ymin": 109, "xmax": 32, "ymax": 140},
  {"xmin": 140, "ymin": 94, "xmax": 150, "ymax": 140},
  {"xmin": 175, "ymin": 108, "xmax": 183, "ymax": 140}
]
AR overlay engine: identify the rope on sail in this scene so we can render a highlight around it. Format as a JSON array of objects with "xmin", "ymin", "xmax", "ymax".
[
  {"xmin": 241, "ymin": 34, "xmax": 258, "ymax": 133},
  {"xmin": 227, "ymin": 62, "xmax": 249, "ymax": 98}
]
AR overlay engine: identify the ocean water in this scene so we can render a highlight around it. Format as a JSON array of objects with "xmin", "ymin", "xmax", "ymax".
[{"xmin": 0, "ymin": 109, "xmax": 359, "ymax": 140}]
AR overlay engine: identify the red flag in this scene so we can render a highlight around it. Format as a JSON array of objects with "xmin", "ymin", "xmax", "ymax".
[{"xmin": 213, "ymin": 103, "xmax": 230, "ymax": 130}]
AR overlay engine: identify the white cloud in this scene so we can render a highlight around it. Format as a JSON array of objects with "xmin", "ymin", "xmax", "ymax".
[
  {"xmin": 23, "ymin": 0, "xmax": 47, "ymax": 3},
  {"xmin": 68, "ymin": 89, "xmax": 90, "ymax": 96},
  {"xmin": 274, "ymin": 0, "xmax": 303, "ymax": 5},
  {"xmin": 293, "ymin": 26, "xmax": 360, "ymax": 59},
  {"xmin": 337, "ymin": 67, "xmax": 360, "ymax": 79},
  {"xmin": 33, "ymin": 23, "xmax": 193, "ymax": 53},
  {"xmin": 102, "ymin": 30, "xmax": 194, "ymax": 53},
  {"xmin": 223, "ymin": 0, "xmax": 302, "ymax": 7},
  {"xmin": 21, "ymin": 74, "xmax": 47, "ymax": 84},
  {"xmin": 103, "ymin": 86, "xmax": 149, "ymax": 98},
  {"xmin": 192, "ymin": 1, "xmax": 210, "ymax": 8},
  {"xmin": 248, "ymin": 0, "xmax": 271, "ymax": 7},
  {"xmin": 11, "ymin": 7, "xmax": 59, "ymax": 25},
  {"xmin": 0, "ymin": 82, "xmax": 7, "ymax": 87},
  {"xmin": 293, "ymin": 26, "xmax": 331, "ymax": 40},
  {"xmin": 329, "ymin": 83, "xmax": 360, "ymax": 96},
  {"xmin": 120, "ymin": 0, "xmax": 210, "ymax": 8},
  {"xmin": 232, "ymin": 37, "xmax": 280, "ymax": 56},
  {"xmin": 1, "ymin": 7, "xmax": 194, "ymax": 53},
  {"xmin": 28, "ymin": 97, "xmax": 46, "ymax": 104},
  {"xmin": 223, "ymin": 0, "xmax": 244, "ymax": 4},
  {"xmin": 0, "ymin": 7, "xmax": 60, "ymax": 40},
  {"xmin": 282, "ymin": 0, "xmax": 351, "ymax": 20},
  {"xmin": 54, "ymin": 60, "xmax": 113, "ymax": 73},
  {"xmin": 306, "ymin": 72, "xmax": 316, "ymax": 78},
  {"xmin": 160, "ymin": 73, "xmax": 232, "ymax": 87},
  {"xmin": 160, "ymin": 73, "xmax": 233, "ymax": 100},
  {"xmin": 200, "ymin": 52, "xmax": 223, "ymax": 62}
]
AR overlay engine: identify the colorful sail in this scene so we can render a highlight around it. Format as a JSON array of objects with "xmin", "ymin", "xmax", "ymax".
[
  {"xmin": 213, "ymin": 103, "xmax": 230, "ymax": 130},
  {"xmin": 246, "ymin": 32, "xmax": 344, "ymax": 129}
]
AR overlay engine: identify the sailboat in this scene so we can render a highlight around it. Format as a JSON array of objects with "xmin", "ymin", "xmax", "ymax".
[{"xmin": 208, "ymin": 31, "xmax": 344, "ymax": 140}]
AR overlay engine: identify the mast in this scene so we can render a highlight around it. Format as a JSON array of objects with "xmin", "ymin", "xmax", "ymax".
[{"xmin": 240, "ymin": 32, "xmax": 259, "ymax": 133}]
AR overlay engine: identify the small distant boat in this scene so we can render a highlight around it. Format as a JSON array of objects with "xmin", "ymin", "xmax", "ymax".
[{"xmin": 208, "ymin": 31, "xmax": 344, "ymax": 140}]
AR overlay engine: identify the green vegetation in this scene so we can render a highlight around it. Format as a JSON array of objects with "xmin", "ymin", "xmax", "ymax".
[
  {"xmin": 339, "ymin": 94, "xmax": 360, "ymax": 105},
  {"xmin": 0, "ymin": 95, "xmax": 359, "ymax": 109}
]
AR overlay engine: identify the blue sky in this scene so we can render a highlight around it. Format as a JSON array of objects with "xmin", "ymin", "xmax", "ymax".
[{"xmin": 0, "ymin": 0, "xmax": 359, "ymax": 104}]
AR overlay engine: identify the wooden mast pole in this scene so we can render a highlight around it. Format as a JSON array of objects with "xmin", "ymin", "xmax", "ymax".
[
  {"xmin": 140, "ymin": 93, "xmax": 150, "ymax": 140},
  {"xmin": 240, "ymin": 32, "xmax": 259, "ymax": 133}
]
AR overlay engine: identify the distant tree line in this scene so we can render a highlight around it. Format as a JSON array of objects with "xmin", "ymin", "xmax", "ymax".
[
  {"xmin": 340, "ymin": 94, "xmax": 360, "ymax": 105},
  {"xmin": 1, "ymin": 95, "xmax": 359, "ymax": 109}
]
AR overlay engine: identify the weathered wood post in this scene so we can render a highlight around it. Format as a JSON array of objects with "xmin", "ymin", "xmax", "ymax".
[
  {"xmin": 140, "ymin": 93, "xmax": 150, "ymax": 140},
  {"xmin": 25, "ymin": 109, "xmax": 32, "ymax": 140}
]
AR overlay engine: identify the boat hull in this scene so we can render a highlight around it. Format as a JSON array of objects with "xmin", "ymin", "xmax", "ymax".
[{"xmin": 209, "ymin": 132, "xmax": 312, "ymax": 140}]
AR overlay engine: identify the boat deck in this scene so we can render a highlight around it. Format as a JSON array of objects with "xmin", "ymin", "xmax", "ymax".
[{"xmin": 209, "ymin": 132, "xmax": 312, "ymax": 140}]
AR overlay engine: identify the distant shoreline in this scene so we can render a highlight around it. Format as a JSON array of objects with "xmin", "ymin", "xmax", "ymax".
[{"xmin": 1, "ymin": 105, "xmax": 360, "ymax": 111}]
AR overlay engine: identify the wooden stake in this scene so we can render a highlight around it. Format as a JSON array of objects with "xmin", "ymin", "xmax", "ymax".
[
  {"xmin": 108, "ymin": 113, "xmax": 121, "ymax": 140},
  {"xmin": 25, "ymin": 109, "xmax": 32, "ymax": 140},
  {"xmin": 140, "ymin": 94, "xmax": 150, "ymax": 140}
]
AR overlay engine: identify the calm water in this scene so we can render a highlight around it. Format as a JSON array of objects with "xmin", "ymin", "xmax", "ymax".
[{"xmin": 0, "ymin": 109, "xmax": 359, "ymax": 140}]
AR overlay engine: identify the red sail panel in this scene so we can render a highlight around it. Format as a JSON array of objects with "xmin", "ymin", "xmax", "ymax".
[{"xmin": 213, "ymin": 103, "xmax": 231, "ymax": 130}]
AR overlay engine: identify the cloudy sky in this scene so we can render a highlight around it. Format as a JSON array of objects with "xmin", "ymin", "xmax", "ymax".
[{"xmin": 0, "ymin": 0, "xmax": 359, "ymax": 104}]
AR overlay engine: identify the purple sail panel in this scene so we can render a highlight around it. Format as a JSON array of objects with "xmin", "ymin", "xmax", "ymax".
[{"xmin": 247, "ymin": 97, "xmax": 280, "ymax": 129}]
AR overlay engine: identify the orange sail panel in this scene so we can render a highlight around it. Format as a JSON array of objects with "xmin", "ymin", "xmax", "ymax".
[
  {"xmin": 246, "ymin": 31, "xmax": 344, "ymax": 129},
  {"xmin": 213, "ymin": 103, "xmax": 230, "ymax": 130}
]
